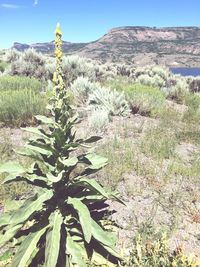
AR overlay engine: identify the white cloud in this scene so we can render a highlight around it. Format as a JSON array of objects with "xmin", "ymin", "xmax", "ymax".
[
  {"xmin": 33, "ymin": 0, "xmax": 38, "ymax": 6},
  {"xmin": 0, "ymin": 3, "xmax": 20, "ymax": 8}
]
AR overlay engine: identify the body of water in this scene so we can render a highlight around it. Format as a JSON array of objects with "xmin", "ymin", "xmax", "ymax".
[{"xmin": 170, "ymin": 67, "xmax": 200, "ymax": 77}]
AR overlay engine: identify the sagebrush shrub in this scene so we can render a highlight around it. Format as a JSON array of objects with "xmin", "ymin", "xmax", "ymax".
[
  {"xmin": 136, "ymin": 73, "xmax": 165, "ymax": 88},
  {"xmin": 4, "ymin": 48, "xmax": 21, "ymax": 63},
  {"xmin": 62, "ymin": 55, "xmax": 96, "ymax": 85},
  {"xmin": 88, "ymin": 107, "xmax": 110, "ymax": 131},
  {"xmin": 6, "ymin": 48, "xmax": 48, "ymax": 80},
  {"xmin": 88, "ymin": 86, "xmax": 130, "ymax": 116},
  {"xmin": 162, "ymin": 76, "xmax": 189, "ymax": 103},
  {"xmin": 151, "ymin": 65, "xmax": 170, "ymax": 80},
  {"xmin": 94, "ymin": 63, "xmax": 117, "ymax": 82},
  {"xmin": 189, "ymin": 78, "xmax": 200, "ymax": 93},
  {"xmin": 70, "ymin": 76, "xmax": 99, "ymax": 105}
]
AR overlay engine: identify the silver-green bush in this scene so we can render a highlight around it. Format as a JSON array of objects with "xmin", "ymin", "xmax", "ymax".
[
  {"xmin": 88, "ymin": 86, "xmax": 130, "ymax": 116},
  {"xmin": 88, "ymin": 107, "xmax": 110, "ymax": 131},
  {"xmin": 62, "ymin": 55, "xmax": 96, "ymax": 84},
  {"xmin": 6, "ymin": 48, "xmax": 47, "ymax": 80},
  {"xmin": 70, "ymin": 76, "xmax": 99, "ymax": 105},
  {"xmin": 162, "ymin": 75, "xmax": 189, "ymax": 103}
]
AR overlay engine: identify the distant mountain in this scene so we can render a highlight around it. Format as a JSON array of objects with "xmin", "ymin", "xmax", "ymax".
[
  {"xmin": 12, "ymin": 26, "xmax": 200, "ymax": 67},
  {"xmin": 13, "ymin": 41, "xmax": 88, "ymax": 54}
]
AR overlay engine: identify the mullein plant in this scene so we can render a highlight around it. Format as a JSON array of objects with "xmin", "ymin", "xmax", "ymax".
[{"xmin": 0, "ymin": 24, "xmax": 123, "ymax": 267}]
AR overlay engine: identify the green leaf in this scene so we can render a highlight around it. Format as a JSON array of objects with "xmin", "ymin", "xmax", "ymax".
[
  {"xmin": 67, "ymin": 234, "xmax": 87, "ymax": 267},
  {"xmin": 78, "ymin": 178, "xmax": 109, "ymax": 199},
  {"xmin": 9, "ymin": 190, "xmax": 53, "ymax": 225},
  {"xmin": 59, "ymin": 157, "xmax": 78, "ymax": 167},
  {"xmin": 91, "ymin": 219, "xmax": 116, "ymax": 248},
  {"xmin": 22, "ymin": 127, "xmax": 49, "ymax": 139},
  {"xmin": 0, "ymin": 162, "xmax": 25, "ymax": 174},
  {"xmin": 2, "ymin": 174, "xmax": 20, "ymax": 185},
  {"xmin": 68, "ymin": 197, "xmax": 92, "ymax": 243},
  {"xmin": 0, "ymin": 213, "xmax": 12, "ymax": 228},
  {"xmin": 0, "ymin": 223, "xmax": 23, "ymax": 248},
  {"xmin": 3, "ymin": 200, "xmax": 24, "ymax": 212},
  {"xmin": 45, "ymin": 210, "xmax": 63, "ymax": 267},
  {"xmin": 14, "ymin": 148, "xmax": 43, "ymax": 162},
  {"xmin": 46, "ymin": 171, "xmax": 64, "ymax": 183},
  {"xmin": 91, "ymin": 250, "xmax": 116, "ymax": 267},
  {"xmin": 11, "ymin": 226, "xmax": 48, "ymax": 267},
  {"xmin": 0, "ymin": 249, "xmax": 12, "ymax": 263},
  {"xmin": 25, "ymin": 144, "xmax": 52, "ymax": 156},
  {"xmin": 26, "ymin": 173, "xmax": 48, "ymax": 184},
  {"xmin": 3, "ymin": 174, "xmax": 48, "ymax": 189},
  {"xmin": 84, "ymin": 136, "xmax": 102, "ymax": 143},
  {"xmin": 35, "ymin": 115, "xmax": 55, "ymax": 124},
  {"xmin": 111, "ymin": 193, "xmax": 126, "ymax": 206},
  {"xmin": 101, "ymin": 243, "xmax": 122, "ymax": 259},
  {"xmin": 85, "ymin": 153, "xmax": 108, "ymax": 169}
]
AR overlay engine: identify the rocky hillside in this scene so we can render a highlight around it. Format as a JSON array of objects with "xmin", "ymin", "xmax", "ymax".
[{"xmin": 12, "ymin": 26, "xmax": 200, "ymax": 67}]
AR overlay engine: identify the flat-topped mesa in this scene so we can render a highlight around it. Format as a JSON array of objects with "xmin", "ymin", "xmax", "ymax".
[{"xmin": 102, "ymin": 26, "xmax": 200, "ymax": 42}]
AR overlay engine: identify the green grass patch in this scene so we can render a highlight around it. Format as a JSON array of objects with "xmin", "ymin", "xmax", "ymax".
[
  {"xmin": 0, "ymin": 133, "xmax": 32, "ymax": 204},
  {"xmin": 0, "ymin": 60, "xmax": 8, "ymax": 73},
  {"xmin": 140, "ymin": 126, "xmax": 178, "ymax": 160},
  {"xmin": 184, "ymin": 93, "xmax": 200, "ymax": 122},
  {"xmin": 108, "ymin": 81, "xmax": 166, "ymax": 117},
  {"xmin": 0, "ymin": 76, "xmax": 48, "ymax": 126},
  {"xmin": 0, "ymin": 76, "xmax": 42, "ymax": 91},
  {"xmin": 98, "ymin": 136, "xmax": 158, "ymax": 190}
]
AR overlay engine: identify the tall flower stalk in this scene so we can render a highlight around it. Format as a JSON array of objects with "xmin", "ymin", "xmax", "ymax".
[
  {"xmin": 53, "ymin": 23, "xmax": 65, "ymax": 94},
  {"xmin": 0, "ymin": 24, "xmax": 123, "ymax": 267}
]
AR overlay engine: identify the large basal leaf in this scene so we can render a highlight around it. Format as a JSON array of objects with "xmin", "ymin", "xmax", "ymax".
[
  {"xmin": 111, "ymin": 192, "xmax": 126, "ymax": 206},
  {"xmin": 35, "ymin": 115, "xmax": 55, "ymax": 125},
  {"xmin": 84, "ymin": 153, "xmax": 108, "ymax": 170},
  {"xmin": 25, "ymin": 144, "xmax": 52, "ymax": 157},
  {"xmin": 77, "ymin": 178, "xmax": 109, "ymax": 199},
  {"xmin": 101, "ymin": 243, "xmax": 122, "ymax": 259},
  {"xmin": 22, "ymin": 127, "xmax": 50, "ymax": 139},
  {"xmin": 14, "ymin": 148, "xmax": 43, "ymax": 162},
  {"xmin": 46, "ymin": 171, "xmax": 64, "ymax": 183},
  {"xmin": 11, "ymin": 226, "xmax": 48, "ymax": 267},
  {"xmin": 67, "ymin": 234, "xmax": 87, "ymax": 267},
  {"xmin": 0, "ymin": 224, "xmax": 23, "ymax": 248},
  {"xmin": 9, "ymin": 190, "xmax": 53, "ymax": 225},
  {"xmin": 68, "ymin": 197, "xmax": 92, "ymax": 243},
  {"xmin": 59, "ymin": 157, "xmax": 78, "ymax": 167},
  {"xmin": 91, "ymin": 250, "xmax": 116, "ymax": 267},
  {"xmin": 45, "ymin": 210, "xmax": 63, "ymax": 267},
  {"xmin": 3, "ymin": 174, "xmax": 48, "ymax": 190},
  {"xmin": 0, "ymin": 162, "xmax": 25, "ymax": 175},
  {"xmin": 0, "ymin": 213, "xmax": 12, "ymax": 228},
  {"xmin": 2, "ymin": 174, "xmax": 25, "ymax": 185},
  {"xmin": 91, "ymin": 219, "xmax": 116, "ymax": 248},
  {"xmin": 84, "ymin": 136, "xmax": 102, "ymax": 143},
  {"xmin": 3, "ymin": 200, "xmax": 24, "ymax": 212},
  {"xmin": 26, "ymin": 174, "xmax": 49, "ymax": 186}
]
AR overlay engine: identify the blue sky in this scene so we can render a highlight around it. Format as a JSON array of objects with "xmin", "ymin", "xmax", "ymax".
[{"xmin": 1, "ymin": 0, "xmax": 200, "ymax": 48}]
